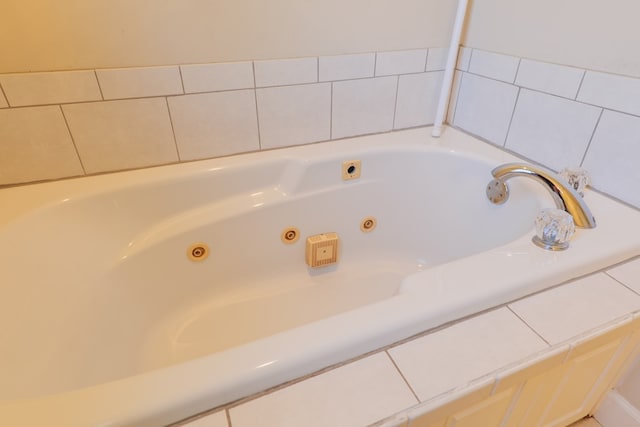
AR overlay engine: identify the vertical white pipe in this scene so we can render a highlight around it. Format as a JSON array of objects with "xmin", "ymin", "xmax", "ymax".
[{"xmin": 431, "ymin": 0, "xmax": 470, "ymax": 138}]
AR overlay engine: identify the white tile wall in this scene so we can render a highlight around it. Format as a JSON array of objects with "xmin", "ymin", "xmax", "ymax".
[
  {"xmin": 332, "ymin": 76, "xmax": 398, "ymax": 139},
  {"xmin": 319, "ymin": 53, "xmax": 376, "ymax": 82},
  {"xmin": 453, "ymin": 72, "xmax": 519, "ymax": 145},
  {"xmin": 394, "ymin": 72, "xmax": 442, "ymax": 129},
  {"xmin": 180, "ymin": 62, "xmax": 254, "ymax": 94},
  {"xmin": 515, "ymin": 59, "xmax": 585, "ymax": 100},
  {"xmin": 375, "ymin": 50, "xmax": 427, "ymax": 76},
  {"xmin": 254, "ymin": 58, "xmax": 317, "ymax": 87},
  {"xmin": 582, "ymin": 110, "xmax": 640, "ymax": 208},
  {"xmin": 450, "ymin": 47, "xmax": 640, "ymax": 209},
  {"xmin": 0, "ymin": 106, "xmax": 83, "ymax": 183},
  {"xmin": 228, "ymin": 353, "xmax": 417, "ymax": 427},
  {"xmin": 181, "ymin": 411, "xmax": 228, "ymax": 427},
  {"xmin": 62, "ymin": 98, "xmax": 178, "ymax": 174},
  {"xmin": 168, "ymin": 90, "xmax": 259, "ymax": 161},
  {"xmin": 388, "ymin": 308, "xmax": 547, "ymax": 402},
  {"xmin": 509, "ymin": 273, "xmax": 640, "ymax": 345},
  {"xmin": 2, "ymin": 46, "xmax": 640, "ymax": 213},
  {"xmin": 256, "ymin": 83, "xmax": 331, "ymax": 149},
  {"xmin": 96, "ymin": 66, "xmax": 183, "ymax": 100},
  {"xmin": 468, "ymin": 50, "xmax": 520, "ymax": 83},
  {"xmin": 426, "ymin": 47, "xmax": 448, "ymax": 72},
  {"xmin": 578, "ymin": 71, "xmax": 640, "ymax": 117},
  {"xmin": 0, "ymin": 71, "xmax": 102, "ymax": 107},
  {"xmin": 505, "ymin": 89, "xmax": 601, "ymax": 171}
]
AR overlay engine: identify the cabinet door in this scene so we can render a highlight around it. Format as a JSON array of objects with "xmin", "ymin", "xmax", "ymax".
[{"xmin": 540, "ymin": 338, "xmax": 625, "ymax": 427}]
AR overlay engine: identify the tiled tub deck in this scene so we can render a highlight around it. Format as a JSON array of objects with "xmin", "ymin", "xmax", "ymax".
[{"xmin": 175, "ymin": 257, "xmax": 640, "ymax": 427}]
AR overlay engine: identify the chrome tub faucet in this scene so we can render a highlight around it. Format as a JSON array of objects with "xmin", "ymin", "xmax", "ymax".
[{"xmin": 486, "ymin": 163, "xmax": 597, "ymax": 229}]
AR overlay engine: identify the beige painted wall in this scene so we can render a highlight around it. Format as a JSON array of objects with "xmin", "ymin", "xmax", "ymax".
[
  {"xmin": 462, "ymin": 0, "xmax": 640, "ymax": 78},
  {"xmin": 0, "ymin": 0, "xmax": 456, "ymax": 73}
]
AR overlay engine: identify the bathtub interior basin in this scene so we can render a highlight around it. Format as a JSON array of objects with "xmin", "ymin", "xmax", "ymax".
[{"xmin": 1, "ymin": 126, "xmax": 639, "ymax": 426}]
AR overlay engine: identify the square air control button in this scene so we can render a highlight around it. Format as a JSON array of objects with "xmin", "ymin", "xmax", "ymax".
[{"xmin": 305, "ymin": 232, "xmax": 339, "ymax": 268}]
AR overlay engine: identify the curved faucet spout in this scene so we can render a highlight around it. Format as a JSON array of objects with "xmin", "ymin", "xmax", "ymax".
[{"xmin": 487, "ymin": 163, "xmax": 596, "ymax": 229}]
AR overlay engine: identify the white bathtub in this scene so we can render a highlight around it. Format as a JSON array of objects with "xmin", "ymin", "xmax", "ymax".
[{"xmin": 1, "ymin": 127, "xmax": 639, "ymax": 426}]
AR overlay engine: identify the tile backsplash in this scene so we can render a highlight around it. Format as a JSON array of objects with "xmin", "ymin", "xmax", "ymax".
[
  {"xmin": 0, "ymin": 48, "xmax": 446, "ymax": 187},
  {"xmin": 452, "ymin": 47, "xmax": 640, "ymax": 209},
  {"xmin": 1, "ymin": 45, "xmax": 639, "ymax": 211}
]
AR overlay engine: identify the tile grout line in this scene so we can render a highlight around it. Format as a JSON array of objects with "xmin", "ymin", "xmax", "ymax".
[
  {"xmin": 450, "ymin": 71, "xmax": 466, "ymax": 126},
  {"xmin": 424, "ymin": 48, "xmax": 430, "ymax": 73},
  {"xmin": 502, "ymin": 86, "xmax": 522, "ymax": 148},
  {"xmin": 59, "ymin": 104, "xmax": 88, "ymax": 175},
  {"xmin": 93, "ymin": 70, "xmax": 105, "ymax": 101},
  {"xmin": 251, "ymin": 61, "xmax": 262, "ymax": 150},
  {"xmin": 604, "ymin": 270, "xmax": 640, "ymax": 298},
  {"xmin": 164, "ymin": 97, "xmax": 182, "ymax": 162},
  {"xmin": 226, "ymin": 408, "xmax": 233, "ymax": 427},
  {"xmin": 329, "ymin": 82, "xmax": 334, "ymax": 139},
  {"xmin": 384, "ymin": 350, "xmax": 421, "ymax": 404},
  {"xmin": 574, "ymin": 69, "xmax": 587, "ymax": 100},
  {"xmin": 391, "ymin": 75, "xmax": 400, "ymax": 130},
  {"xmin": 507, "ymin": 306, "xmax": 552, "ymax": 347},
  {"xmin": 177, "ymin": 66, "xmax": 186, "ymax": 95},
  {"xmin": 579, "ymin": 107, "xmax": 604, "ymax": 167},
  {"xmin": 373, "ymin": 52, "xmax": 378, "ymax": 77},
  {"xmin": 0, "ymin": 81, "xmax": 9, "ymax": 107},
  {"xmin": 512, "ymin": 57, "xmax": 522, "ymax": 85}
]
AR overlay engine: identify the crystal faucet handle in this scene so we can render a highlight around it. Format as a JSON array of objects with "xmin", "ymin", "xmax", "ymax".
[
  {"xmin": 559, "ymin": 167, "xmax": 591, "ymax": 197},
  {"xmin": 533, "ymin": 208, "xmax": 575, "ymax": 251}
]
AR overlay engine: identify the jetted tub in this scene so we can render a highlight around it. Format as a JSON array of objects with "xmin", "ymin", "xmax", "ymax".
[{"xmin": 1, "ymin": 127, "xmax": 640, "ymax": 426}]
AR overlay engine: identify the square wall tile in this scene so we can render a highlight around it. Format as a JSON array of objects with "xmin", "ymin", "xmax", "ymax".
[
  {"xmin": 332, "ymin": 76, "xmax": 397, "ymax": 139},
  {"xmin": 0, "ymin": 70, "xmax": 102, "ymax": 107},
  {"xmin": 388, "ymin": 308, "xmax": 547, "ymax": 402},
  {"xmin": 505, "ymin": 89, "xmax": 601, "ymax": 171},
  {"xmin": 0, "ymin": 106, "xmax": 84, "ymax": 184},
  {"xmin": 453, "ymin": 72, "xmax": 518, "ymax": 145},
  {"xmin": 375, "ymin": 49, "xmax": 427, "ymax": 76},
  {"xmin": 181, "ymin": 62, "xmax": 254, "ymax": 93},
  {"xmin": 515, "ymin": 59, "xmax": 584, "ymax": 99},
  {"xmin": 509, "ymin": 273, "xmax": 640, "ymax": 345},
  {"xmin": 254, "ymin": 58, "xmax": 317, "ymax": 87},
  {"xmin": 319, "ymin": 53, "xmax": 375, "ymax": 81},
  {"xmin": 96, "ymin": 66, "xmax": 183, "ymax": 100},
  {"xmin": 256, "ymin": 83, "xmax": 330, "ymax": 149},
  {"xmin": 426, "ymin": 47, "xmax": 448, "ymax": 72},
  {"xmin": 229, "ymin": 353, "xmax": 417, "ymax": 427},
  {"xmin": 168, "ymin": 90, "xmax": 259, "ymax": 161},
  {"xmin": 468, "ymin": 49, "xmax": 520, "ymax": 83},
  {"xmin": 394, "ymin": 72, "xmax": 443, "ymax": 129},
  {"xmin": 607, "ymin": 258, "xmax": 640, "ymax": 295},
  {"xmin": 63, "ymin": 98, "xmax": 178, "ymax": 174},
  {"xmin": 582, "ymin": 110, "xmax": 640, "ymax": 208},
  {"xmin": 578, "ymin": 71, "xmax": 640, "ymax": 117},
  {"xmin": 180, "ymin": 411, "xmax": 228, "ymax": 427}
]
